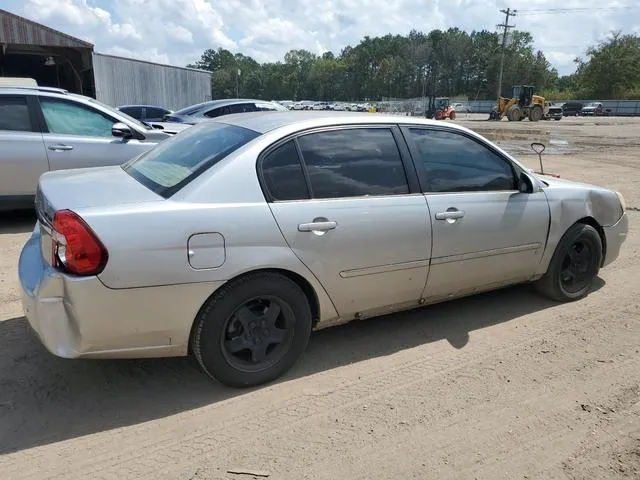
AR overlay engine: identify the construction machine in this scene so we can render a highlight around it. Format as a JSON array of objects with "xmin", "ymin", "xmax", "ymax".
[
  {"xmin": 426, "ymin": 96, "xmax": 456, "ymax": 120},
  {"xmin": 488, "ymin": 85, "xmax": 545, "ymax": 122}
]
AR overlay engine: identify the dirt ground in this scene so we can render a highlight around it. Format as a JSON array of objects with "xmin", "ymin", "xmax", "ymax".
[{"xmin": 1, "ymin": 115, "xmax": 639, "ymax": 480}]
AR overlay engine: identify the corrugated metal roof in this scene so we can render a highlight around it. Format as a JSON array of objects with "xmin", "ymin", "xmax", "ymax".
[{"xmin": 0, "ymin": 9, "xmax": 93, "ymax": 48}]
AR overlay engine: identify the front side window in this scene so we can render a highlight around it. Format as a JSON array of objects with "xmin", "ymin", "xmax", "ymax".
[
  {"xmin": 408, "ymin": 129, "xmax": 516, "ymax": 193},
  {"xmin": 123, "ymin": 122, "xmax": 260, "ymax": 197},
  {"xmin": 297, "ymin": 128, "xmax": 410, "ymax": 199},
  {"xmin": 0, "ymin": 96, "xmax": 32, "ymax": 132},
  {"xmin": 260, "ymin": 141, "xmax": 309, "ymax": 201},
  {"xmin": 40, "ymin": 98, "xmax": 115, "ymax": 137},
  {"xmin": 228, "ymin": 103, "xmax": 256, "ymax": 114}
]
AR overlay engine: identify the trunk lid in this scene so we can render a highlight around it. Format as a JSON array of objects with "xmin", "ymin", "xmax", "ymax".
[
  {"xmin": 37, "ymin": 165, "xmax": 161, "ymax": 216},
  {"xmin": 35, "ymin": 166, "xmax": 162, "ymax": 265}
]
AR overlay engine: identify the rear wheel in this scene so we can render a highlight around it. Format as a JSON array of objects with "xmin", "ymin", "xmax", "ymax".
[
  {"xmin": 449, "ymin": 110, "xmax": 456, "ymax": 120},
  {"xmin": 534, "ymin": 223, "xmax": 602, "ymax": 302},
  {"xmin": 191, "ymin": 272, "xmax": 313, "ymax": 388}
]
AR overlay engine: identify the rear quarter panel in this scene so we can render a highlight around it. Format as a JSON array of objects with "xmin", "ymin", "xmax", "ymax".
[{"xmin": 77, "ymin": 141, "xmax": 340, "ymax": 324}]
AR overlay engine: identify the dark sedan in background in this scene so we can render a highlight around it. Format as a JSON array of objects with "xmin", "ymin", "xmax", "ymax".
[
  {"xmin": 163, "ymin": 99, "xmax": 287, "ymax": 124},
  {"xmin": 117, "ymin": 105, "xmax": 173, "ymax": 123}
]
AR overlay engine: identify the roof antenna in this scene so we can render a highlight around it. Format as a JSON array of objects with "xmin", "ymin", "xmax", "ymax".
[{"xmin": 531, "ymin": 142, "xmax": 546, "ymax": 175}]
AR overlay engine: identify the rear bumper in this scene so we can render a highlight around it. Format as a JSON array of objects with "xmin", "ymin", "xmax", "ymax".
[
  {"xmin": 19, "ymin": 225, "xmax": 223, "ymax": 359},
  {"xmin": 602, "ymin": 213, "xmax": 629, "ymax": 267}
]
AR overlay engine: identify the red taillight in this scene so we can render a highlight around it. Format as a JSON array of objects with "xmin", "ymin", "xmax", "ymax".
[{"xmin": 52, "ymin": 210, "xmax": 108, "ymax": 276}]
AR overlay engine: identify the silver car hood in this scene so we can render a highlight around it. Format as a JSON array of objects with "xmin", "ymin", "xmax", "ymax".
[{"xmin": 38, "ymin": 165, "xmax": 161, "ymax": 213}]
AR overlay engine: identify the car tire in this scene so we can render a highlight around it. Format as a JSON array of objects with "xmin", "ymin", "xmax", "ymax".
[
  {"xmin": 534, "ymin": 223, "xmax": 603, "ymax": 302},
  {"xmin": 191, "ymin": 272, "xmax": 313, "ymax": 388},
  {"xmin": 529, "ymin": 104, "xmax": 543, "ymax": 122}
]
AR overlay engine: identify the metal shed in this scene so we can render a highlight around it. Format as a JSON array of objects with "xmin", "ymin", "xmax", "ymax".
[
  {"xmin": 92, "ymin": 53, "xmax": 212, "ymax": 110},
  {"xmin": 1, "ymin": 9, "xmax": 212, "ymax": 109}
]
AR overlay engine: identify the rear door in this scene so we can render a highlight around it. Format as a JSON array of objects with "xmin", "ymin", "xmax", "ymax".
[
  {"xmin": 402, "ymin": 126, "xmax": 550, "ymax": 301},
  {"xmin": 37, "ymin": 97, "xmax": 156, "ymax": 171},
  {"xmin": 0, "ymin": 94, "xmax": 49, "ymax": 199},
  {"xmin": 260, "ymin": 126, "xmax": 431, "ymax": 319}
]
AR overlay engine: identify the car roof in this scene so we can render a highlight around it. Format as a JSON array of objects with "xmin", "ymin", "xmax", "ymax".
[
  {"xmin": 0, "ymin": 85, "xmax": 69, "ymax": 95},
  {"xmin": 212, "ymin": 111, "xmax": 473, "ymax": 135},
  {"xmin": 118, "ymin": 104, "xmax": 168, "ymax": 109},
  {"xmin": 173, "ymin": 98, "xmax": 279, "ymax": 116}
]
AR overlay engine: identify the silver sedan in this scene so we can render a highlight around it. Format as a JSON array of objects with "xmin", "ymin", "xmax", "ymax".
[{"xmin": 19, "ymin": 112, "xmax": 629, "ymax": 387}]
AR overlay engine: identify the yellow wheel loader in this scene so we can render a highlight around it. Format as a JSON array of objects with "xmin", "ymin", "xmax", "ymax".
[{"xmin": 488, "ymin": 85, "xmax": 545, "ymax": 122}]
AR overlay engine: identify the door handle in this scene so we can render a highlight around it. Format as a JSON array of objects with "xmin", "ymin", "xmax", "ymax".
[
  {"xmin": 48, "ymin": 144, "xmax": 74, "ymax": 151},
  {"xmin": 435, "ymin": 209, "xmax": 465, "ymax": 220},
  {"xmin": 298, "ymin": 221, "xmax": 337, "ymax": 232}
]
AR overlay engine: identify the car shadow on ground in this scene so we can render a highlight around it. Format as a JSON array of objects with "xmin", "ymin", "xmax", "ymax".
[
  {"xmin": 0, "ymin": 279, "xmax": 605, "ymax": 454},
  {"xmin": 0, "ymin": 210, "xmax": 36, "ymax": 235}
]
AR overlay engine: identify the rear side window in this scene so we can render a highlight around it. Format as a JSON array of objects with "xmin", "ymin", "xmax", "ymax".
[
  {"xmin": 0, "ymin": 96, "xmax": 33, "ymax": 132},
  {"xmin": 297, "ymin": 128, "xmax": 409, "ymax": 199},
  {"xmin": 123, "ymin": 122, "xmax": 260, "ymax": 198},
  {"xmin": 261, "ymin": 141, "xmax": 309, "ymax": 201}
]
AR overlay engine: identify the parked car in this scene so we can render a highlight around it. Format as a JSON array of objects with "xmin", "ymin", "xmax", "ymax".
[
  {"xmin": 580, "ymin": 102, "xmax": 607, "ymax": 116},
  {"xmin": 452, "ymin": 103, "xmax": 472, "ymax": 113},
  {"xmin": 545, "ymin": 102, "xmax": 563, "ymax": 121},
  {"xmin": 312, "ymin": 102, "xmax": 330, "ymax": 110},
  {"xmin": 0, "ymin": 86, "xmax": 172, "ymax": 211},
  {"xmin": 20, "ymin": 111, "xmax": 628, "ymax": 388},
  {"xmin": 561, "ymin": 101, "xmax": 583, "ymax": 117},
  {"xmin": 164, "ymin": 99, "xmax": 287, "ymax": 123},
  {"xmin": 117, "ymin": 105, "xmax": 173, "ymax": 123}
]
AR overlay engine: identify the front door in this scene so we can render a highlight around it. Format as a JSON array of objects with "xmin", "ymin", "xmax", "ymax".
[
  {"xmin": 38, "ymin": 97, "xmax": 154, "ymax": 171},
  {"xmin": 260, "ymin": 127, "xmax": 431, "ymax": 319},
  {"xmin": 402, "ymin": 126, "xmax": 550, "ymax": 301}
]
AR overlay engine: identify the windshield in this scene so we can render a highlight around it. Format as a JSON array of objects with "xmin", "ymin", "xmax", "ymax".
[
  {"xmin": 585, "ymin": 103, "xmax": 600, "ymax": 108},
  {"xmin": 123, "ymin": 122, "xmax": 260, "ymax": 198},
  {"xmin": 71, "ymin": 94, "xmax": 153, "ymax": 130}
]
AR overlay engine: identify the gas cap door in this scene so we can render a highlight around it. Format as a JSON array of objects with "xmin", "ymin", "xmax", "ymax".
[{"xmin": 187, "ymin": 233, "xmax": 226, "ymax": 270}]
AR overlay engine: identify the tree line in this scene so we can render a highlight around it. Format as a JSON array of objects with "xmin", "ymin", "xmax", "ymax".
[{"xmin": 187, "ymin": 29, "xmax": 640, "ymax": 102}]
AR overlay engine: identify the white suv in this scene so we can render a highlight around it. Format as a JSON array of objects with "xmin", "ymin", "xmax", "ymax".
[{"xmin": 0, "ymin": 86, "xmax": 171, "ymax": 211}]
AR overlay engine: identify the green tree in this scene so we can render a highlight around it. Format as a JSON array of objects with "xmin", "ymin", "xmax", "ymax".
[{"xmin": 575, "ymin": 32, "xmax": 640, "ymax": 98}]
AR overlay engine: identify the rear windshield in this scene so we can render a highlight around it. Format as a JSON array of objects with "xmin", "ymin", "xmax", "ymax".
[{"xmin": 123, "ymin": 122, "xmax": 260, "ymax": 198}]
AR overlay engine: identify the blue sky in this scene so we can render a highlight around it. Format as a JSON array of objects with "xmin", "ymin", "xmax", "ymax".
[{"xmin": 3, "ymin": 0, "xmax": 639, "ymax": 75}]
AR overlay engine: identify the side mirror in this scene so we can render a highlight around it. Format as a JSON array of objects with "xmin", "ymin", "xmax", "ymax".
[
  {"xmin": 519, "ymin": 172, "xmax": 534, "ymax": 194},
  {"xmin": 112, "ymin": 122, "xmax": 133, "ymax": 139}
]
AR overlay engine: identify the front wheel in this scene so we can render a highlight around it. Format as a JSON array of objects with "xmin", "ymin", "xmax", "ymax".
[
  {"xmin": 529, "ymin": 105, "xmax": 543, "ymax": 122},
  {"xmin": 191, "ymin": 273, "xmax": 313, "ymax": 388},
  {"xmin": 534, "ymin": 223, "xmax": 603, "ymax": 302}
]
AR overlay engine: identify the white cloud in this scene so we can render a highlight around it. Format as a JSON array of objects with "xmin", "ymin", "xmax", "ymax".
[{"xmin": 2, "ymin": 0, "xmax": 637, "ymax": 74}]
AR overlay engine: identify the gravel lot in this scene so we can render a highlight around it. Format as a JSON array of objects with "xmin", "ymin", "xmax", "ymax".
[{"xmin": 1, "ymin": 115, "xmax": 639, "ymax": 480}]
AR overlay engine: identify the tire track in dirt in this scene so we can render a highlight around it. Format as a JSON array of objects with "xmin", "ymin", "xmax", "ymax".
[{"xmin": 3, "ymin": 253, "xmax": 638, "ymax": 480}]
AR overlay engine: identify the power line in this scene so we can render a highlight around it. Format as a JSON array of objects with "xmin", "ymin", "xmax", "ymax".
[
  {"xmin": 497, "ymin": 7, "xmax": 516, "ymax": 99},
  {"xmin": 518, "ymin": 6, "xmax": 639, "ymax": 16}
]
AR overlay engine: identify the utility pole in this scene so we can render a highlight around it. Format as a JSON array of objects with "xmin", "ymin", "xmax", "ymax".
[{"xmin": 497, "ymin": 7, "xmax": 516, "ymax": 99}]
